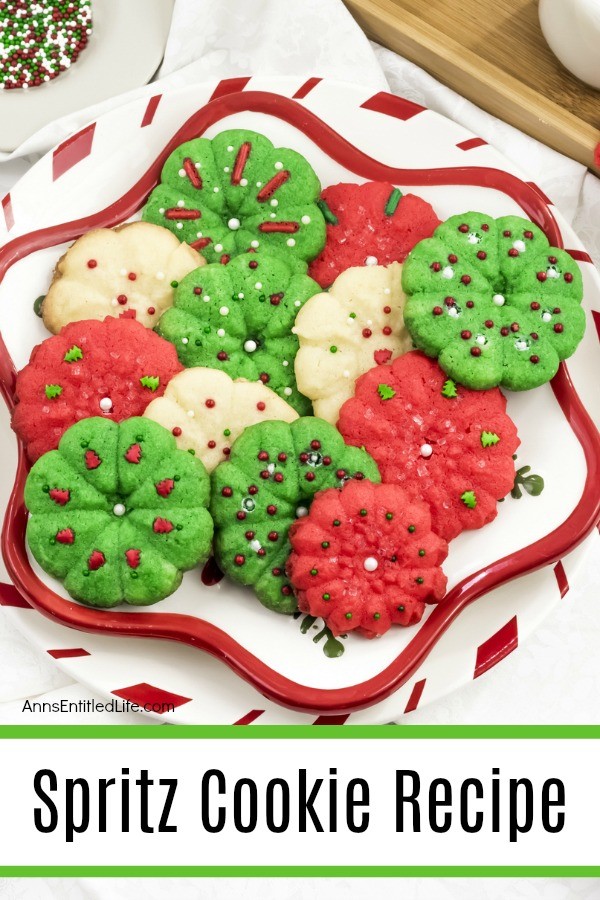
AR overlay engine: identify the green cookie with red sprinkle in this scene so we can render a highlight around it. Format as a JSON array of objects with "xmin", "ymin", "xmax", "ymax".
[
  {"xmin": 308, "ymin": 182, "xmax": 440, "ymax": 288},
  {"xmin": 155, "ymin": 253, "xmax": 319, "ymax": 414},
  {"xmin": 12, "ymin": 317, "xmax": 183, "ymax": 462},
  {"xmin": 337, "ymin": 351, "xmax": 519, "ymax": 541},
  {"xmin": 210, "ymin": 417, "xmax": 380, "ymax": 613},
  {"xmin": 142, "ymin": 129, "xmax": 326, "ymax": 267},
  {"xmin": 25, "ymin": 417, "xmax": 213, "ymax": 608},
  {"xmin": 288, "ymin": 479, "xmax": 448, "ymax": 637},
  {"xmin": 402, "ymin": 212, "xmax": 585, "ymax": 390}
]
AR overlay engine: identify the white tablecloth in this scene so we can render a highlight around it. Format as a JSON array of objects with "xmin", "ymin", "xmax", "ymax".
[{"xmin": 0, "ymin": 1, "xmax": 598, "ymax": 895}]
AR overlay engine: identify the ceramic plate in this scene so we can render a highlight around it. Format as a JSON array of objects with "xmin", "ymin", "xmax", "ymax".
[
  {"xmin": 1, "ymin": 76, "xmax": 599, "ymax": 724},
  {"xmin": 0, "ymin": 0, "xmax": 174, "ymax": 153}
]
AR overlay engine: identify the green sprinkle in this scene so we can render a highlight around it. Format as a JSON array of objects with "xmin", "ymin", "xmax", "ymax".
[
  {"xmin": 223, "ymin": 429, "xmax": 231, "ymax": 436},
  {"xmin": 461, "ymin": 490, "xmax": 477, "ymax": 509},
  {"xmin": 333, "ymin": 519, "xmax": 340, "ymax": 526},
  {"xmin": 322, "ymin": 593, "xmax": 330, "ymax": 601},
  {"xmin": 345, "ymin": 612, "xmax": 353, "ymax": 620},
  {"xmin": 386, "ymin": 512, "xmax": 393, "ymax": 520},
  {"xmin": 140, "ymin": 375, "xmax": 160, "ymax": 391},
  {"xmin": 481, "ymin": 430, "xmax": 500, "ymax": 448},
  {"xmin": 329, "ymin": 345, "xmax": 338, "ymax": 354},
  {"xmin": 419, "ymin": 549, "xmax": 426, "ymax": 557},
  {"xmin": 321, "ymin": 541, "xmax": 330, "ymax": 549},
  {"xmin": 397, "ymin": 605, "xmax": 405, "ymax": 613},
  {"xmin": 310, "ymin": 568, "xmax": 318, "ymax": 576},
  {"xmin": 349, "ymin": 312, "xmax": 357, "ymax": 319},
  {"xmin": 63, "ymin": 345, "xmax": 83, "ymax": 363},
  {"xmin": 385, "ymin": 187, "xmax": 403, "ymax": 216},
  {"xmin": 416, "ymin": 577, "xmax": 424, "ymax": 585},
  {"xmin": 373, "ymin": 612, "xmax": 381, "ymax": 620},
  {"xmin": 33, "ymin": 295, "xmax": 45, "ymax": 317},
  {"xmin": 317, "ymin": 198, "xmax": 339, "ymax": 226},
  {"xmin": 359, "ymin": 509, "xmax": 367, "ymax": 517},
  {"xmin": 377, "ymin": 383, "xmax": 396, "ymax": 400},
  {"xmin": 170, "ymin": 280, "xmax": 179, "ymax": 288},
  {"xmin": 441, "ymin": 379, "xmax": 458, "ymax": 399},
  {"xmin": 44, "ymin": 384, "xmax": 62, "ymax": 399},
  {"xmin": 188, "ymin": 448, "xmax": 196, "ymax": 455},
  {"xmin": 408, "ymin": 525, "xmax": 416, "ymax": 533}
]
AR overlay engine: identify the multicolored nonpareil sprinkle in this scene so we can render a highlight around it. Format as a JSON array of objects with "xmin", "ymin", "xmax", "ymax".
[{"xmin": 0, "ymin": 1, "xmax": 92, "ymax": 91}]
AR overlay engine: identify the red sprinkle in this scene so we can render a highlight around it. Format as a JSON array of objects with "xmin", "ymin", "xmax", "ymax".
[
  {"xmin": 305, "ymin": 472, "xmax": 315, "ymax": 482},
  {"xmin": 268, "ymin": 531, "xmax": 278, "ymax": 542},
  {"xmin": 510, "ymin": 323, "xmax": 520, "ymax": 333},
  {"xmin": 191, "ymin": 237, "xmax": 212, "ymax": 251},
  {"xmin": 383, "ymin": 326, "xmax": 392, "ymax": 335},
  {"xmin": 208, "ymin": 440, "xmax": 216, "ymax": 449},
  {"xmin": 249, "ymin": 260, "xmax": 258, "ymax": 269},
  {"xmin": 554, "ymin": 323, "xmax": 564, "ymax": 333},
  {"xmin": 217, "ymin": 351, "xmax": 228, "ymax": 361},
  {"xmin": 85, "ymin": 449, "xmax": 101, "ymax": 470},
  {"xmin": 466, "ymin": 300, "xmax": 474, "ymax": 308},
  {"xmin": 205, "ymin": 399, "xmax": 215, "ymax": 408},
  {"xmin": 530, "ymin": 301, "xmax": 540, "ymax": 310},
  {"xmin": 172, "ymin": 427, "xmax": 182, "ymax": 437},
  {"xmin": 234, "ymin": 554, "xmax": 245, "ymax": 566},
  {"xmin": 49, "ymin": 488, "xmax": 70, "ymax": 506},
  {"xmin": 249, "ymin": 485, "xmax": 258, "ymax": 495},
  {"xmin": 448, "ymin": 254, "xmax": 458, "ymax": 264},
  {"xmin": 155, "ymin": 478, "xmax": 175, "ymax": 498},
  {"xmin": 383, "ymin": 306, "xmax": 391, "ymax": 314},
  {"xmin": 147, "ymin": 307, "xmax": 155, "ymax": 316},
  {"xmin": 236, "ymin": 511, "xmax": 246, "ymax": 521},
  {"xmin": 183, "ymin": 157, "xmax": 203, "ymax": 190},
  {"xmin": 270, "ymin": 293, "xmax": 284, "ymax": 305},
  {"xmin": 165, "ymin": 208, "xmax": 201, "ymax": 220},
  {"xmin": 153, "ymin": 518, "xmax": 174, "ymax": 534},
  {"xmin": 124, "ymin": 443, "xmax": 142, "ymax": 464},
  {"xmin": 508, "ymin": 248, "xmax": 519, "ymax": 257},
  {"xmin": 477, "ymin": 251, "xmax": 487, "ymax": 260},
  {"xmin": 257, "ymin": 170, "xmax": 290, "ymax": 201},
  {"xmin": 231, "ymin": 142, "xmax": 252, "ymax": 185},
  {"xmin": 470, "ymin": 347, "xmax": 481, "ymax": 357},
  {"xmin": 257, "ymin": 401, "xmax": 266, "ymax": 411},
  {"xmin": 258, "ymin": 450, "xmax": 269, "ymax": 461},
  {"xmin": 193, "ymin": 286, "xmax": 203, "ymax": 295},
  {"xmin": 433, "ymin": 306, "xmax": 443, "ymax": 316},
  {"xmin": 530, "ymin": 355, "xmax": 540, "ymax": 364},
  {"xmin": 128, "ymin": 273, "xmax": 137, "ymax": 281},
  {"xmin": 221, "ymin": 487, "xmax": 233, "ymax": 497},
  {"xmin": 117, "ymin": 294, "xmax": 128, "ymax": 305},
  {"xmin": 278, "ymin": 453, "xmax": 287, "ymax": 462},
  {"xmin": 524, "ymin": 230, "xmax": 534, "ymax": 239},
  {"xmin": 458, "ymin": 224, "xmax": 469, "ymax": 233},
  {"xmin": 461, "ymin": 275, "xmax": 472, "ymax": 285},
  {"xmin": 267, "ymin": 505, "xmax": 277, "ymax": 515},
  {"xmin": 431, "ymin": 262, "xmax": 441, "ymax": 272},
  {"xmin": 258, "ymin": 221, "xmax": 299, "ymax": 233},
  {"xmin": 461, "ymin": 330, "xmax": 472, "ymax": 340},
  {"xmin": 537, "ymin": 271, "xmax": 547, "ymax": 282},
  {"xmin": 87, "ymin": 259, "xmax": 97, "ymax": 269},
  {"xmin": 362, "ymin": 328, "xmax": 372, "ymax": 338},
  {"xmin": 56, "ymin": 528, "xmax": 74, "ymax": 545},
  {"xmin": 564, "ymin": 272, "xmax": 573, "ymax": 283},
  {"xmin": 88, "ymin": 550, "xmax": 105, "ymax": 571}
]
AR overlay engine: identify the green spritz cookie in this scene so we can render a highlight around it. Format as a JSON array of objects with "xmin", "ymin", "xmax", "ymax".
[
  {"xmin": 142, "ymin": 129, "xmax": 326, "ymax": 267},
  {"xmin": 211, "ymin": 417, "xmax": 380, "ymax": 613},
  {"xmin": 25, "ymin": 417, "xmax": 213, "ymax": 608},
  {"xmin": 402, "ymin": 212, "xmax": 586, "ymax": 390},
  {"xmin": 155, "ymin": 253, "xmax": 320, "ymax": 415}
]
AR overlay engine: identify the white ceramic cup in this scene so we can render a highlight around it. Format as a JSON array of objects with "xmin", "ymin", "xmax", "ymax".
[{"xmin": 539, "ymin": 0, "xmax": 600, "ymax": 89}]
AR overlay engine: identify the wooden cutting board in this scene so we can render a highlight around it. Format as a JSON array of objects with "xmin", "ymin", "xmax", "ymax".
[{"xmin": 344, "ymin": 0, "xmax": 600, "ymax": 176}]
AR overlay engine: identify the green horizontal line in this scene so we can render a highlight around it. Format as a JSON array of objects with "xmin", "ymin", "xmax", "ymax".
[
  {"xmin": 0, "ymin": 725, "xmax": 599, "ymax": 739},
  {"xmin": 0, "ymin": 867, "xmax": 597, "ymax": 878}
]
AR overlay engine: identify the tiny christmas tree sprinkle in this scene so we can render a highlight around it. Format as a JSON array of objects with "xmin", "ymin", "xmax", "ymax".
[
  {"xmin": 481, "ymin": 430, "xmax": 500, "ymax": 448},
  {"xmin": 441, "ymin": 379, "xmax": 458, "ymax": 399},
  {"xmin": 140, "ymin": 375, "xmax": 160, "ymax": 392},
  {"xmin": 44, "ymin": 384, "xmax": 63, "ymax": 400},
  {"xmin": 63, "ymin": 346, "xmax": 83, "ymax": 363},
  {"xmin": 460, "ymin": 490, "xmax": 477, "ymax": 509},
  {"xmin": 377, "ymin": 383, "xmax": 396, "ymax": 400}
]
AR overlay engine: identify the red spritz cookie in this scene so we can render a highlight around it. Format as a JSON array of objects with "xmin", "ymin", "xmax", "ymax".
[
  {"xmin": 287, "ymin": 479, "xmax": 448, "ymax": 638},
  {"xmin": 12, "ymin": 317, "xmax": 183, "ymax": 462},
  {"xmin": 308, "ymin": 182, "xmax": 440, "ymax": 288},
  {"xmin": 337, "ymin": 351, "xmax": 519, "ymax": 541}
]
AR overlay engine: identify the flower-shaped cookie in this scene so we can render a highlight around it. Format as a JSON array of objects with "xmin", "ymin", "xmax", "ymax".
[
  {"xmin": 402, "ymin": 212, "xmax": 585, "ymax": 390},
  {"xmin": 142, "ymin": 129, "xmax": 326, "ymax": 266},
  {"xmin": 308, "ymin": 182, "xmax": 440, "ymax": 288},
  {"xmin": 294, "ymin": 263, "xmax": 412, "ymax": 424},
  {"xmin": 42, "ymin": 222, "xmax": 204, "ymax": 334},
  {"xmin": 337, "ymin": 351, "xmax": 519, "ymax": 541},
  {"xmin": 144, "ymin": 367, "xmax": 298, "ymax": 471},
  {"xmin": 288, "ymin": 479, "xmax": 448, "ymax": 637},
  {"xmin": 156, "ymin": 253, "xmax": 319, "ymax": 415},
  {"xmin": 211, "ymin": 417, "xmax": 380, "ymax": 613},
  {"xmin": 25, "ymin": 417, "xmax": 213, "ymax": 607},
  {"xmin": 12, "ymin": 317, "xmax": 183, "ymax": 462}
]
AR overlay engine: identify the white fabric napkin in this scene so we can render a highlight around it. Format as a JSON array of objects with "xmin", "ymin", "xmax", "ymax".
[{"xmin": 1, "ymin": 0, "xmax": 599, "ymax": 736}]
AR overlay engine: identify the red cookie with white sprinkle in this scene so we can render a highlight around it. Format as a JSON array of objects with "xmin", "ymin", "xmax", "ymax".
[
  {"xmin": 287, "ymin": 479, "xmax": 448, "ymax": 637},
  {"xmin": 337, "ymin": 351, "xmax": 520, "ymax": 541},
  {"xmin": 12, "ymin": 317, "xmax": 183, "ymax": 462},
  {"xmin": 308, "ymin": 182, "xmax": 441, "ymax": 288}
]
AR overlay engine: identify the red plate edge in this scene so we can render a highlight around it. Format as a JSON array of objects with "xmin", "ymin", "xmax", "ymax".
[{"xmin": 0, "ymin": 89, "xmax": 599, "ymax": 716}]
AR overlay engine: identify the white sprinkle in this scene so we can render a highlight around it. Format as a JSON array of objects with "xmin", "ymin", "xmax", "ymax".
[
  {"xmin": 176, "ymin": 223, "xmax": 183, "ymax": 230},
  {"xmin": 274, "ymin": 161, "xmax": 283, "ymax": 170},
  {"xmin": 228, "ymin": 218, "xmax": 241, "ymax": 230},
  {"xmin": 542, "ymin": 312, "xmax": 552, "ymax": 322},
  {"xmin": 283, "ymin": 360, "xmax": 289, "ymax": 367},
  {"xmin": 363, "ymin": 556, "xmax": 378, "ymax": 572},
  {"xmin": 513, "ymin": 239, "xmax": 526, "ymax": 253},
  {"xmin": 213, "ymin": 187, "xmax": 220, "ymax": 193},
  {"xmin": 159, "ymin": 209, "xmax": 165, "ymax": 215},
  {"xmin": 178, "ymin": 168, "xmax": 187, "ymax": 178},
  {"xmin": 196, "ymin": 232, "xmax": 203, "ymax": 238},
  {"xmin": 547, "ymin": 268, "xmax": 560, "ymax": 278},
  {"xmin": 155, "ymin": 271, "xmax": 165, "ymax": 280},
  {"xmin": 286, "ymin": 238, "xmax": 296, "ymax": 247},
  {"xmin": 270, "ymin": 199, "xmax": 278, "ymax": 207},
  {"xmin": 120, "ymin": 268, "xmax": 127, "ymax": 276},
  {"xmin": 187, "ymin": 409, "xmax": 195, "ymax": 417},
  {"xmin": 250, "ymin": 240, "xmax": 259, "ymax": 249},
  {"xmin": 177, "ymin": 199, "xmax": 185, "ymax": 208},
  {"xmin": 343, "ymin": 370, "xmax": 350, "ymax": 378},
  {"xmin": 291, "ymin": 327, "xmax": 298, "ymax": 335},
  {"xmin": 244, "ymin": 340, "xmax": 257, "ymax": 353},
  {"xmin": 476, "ymin": 335, "xmax": 486, "ymax": 345},
  {"xmin": 238, "ymin": 293, "xmax": 245, "ymax": 299},
  {"xmin": 204, "ymin": 295, "xmax": 211, "ymax": 303},
  {"xmin": 447, "ymin": 307, "xmax": 459, "ymax": 318},
  {"xmin": 220, "ymin": 307, "xmax": 229, "ymax": 316},
  {"xmin": 420, "ymin": 443, "xmax": 433, "ymax": 459},
  {"xmin": 294, "ymin": 300, "xmax": 301, "ymax": 307},
  {"xmin": 284, "ymin": 387, "xmax": 292, "ymax": 396},
  {"xmin": 240, "ymin": 178, "xmax": 248, "ymax": 187},
  {"xmin": 256, "ymin": 182, "xmax": 262, "ymax": 188},
  {"xmin": 367, "ymin": 319, "xmax": 373, "ymax": 326},
  {"xmin": 113, "ymin": 503, "xmax": 126, "ymax": 517},
  {"xmin": 255, "ymin": 282, "xmax": 263, "ymax": 290},
  {"xmin": 365, "ymin": 255, "xmax": 378, "ymax": 266},
  {"xmin": 224, "ymin": 167, "xmax": 230, "ymax": 173},
  {"xmin": 301, "ymin": 215, "xmax": 311, "ymax": 225},
  {"xmin": 383, "ymin": 288, "xmax": 391, "ymax": 295},
  {"xmin": 270, "ymin": 213, "xmax": 277, "ymax": 219},
  {"xmin": 195, "ymin": 162, "xmax": 201, "ymax": 169},
  {"xmin": 214, "ymin": 244, "xmax": 223, "ymax": 252},
  {"xmin": 182, "ymin": 337, "xmax": 189, "ymax": 345},
  {"xmin": 467, "ymin": 233, "xmax": 480, "ymax": 244},
  {"xmin": 227, "ymin": 145, "xmax": 234, "ymax": 152},
  {"xmin": 296, "ymin": 506, "xmax": 308, "ymax": 518},
  {"xmin": 217, "ymin": 328, "xmax": 225, "ymax": 337},
  {"xmin": 442, "ymin": 266, "xmax": 454, "ymax": 279},
  {"xmin": 99, "ymin": 397, "xmax": 112, "ymax": 412},
  {"xmin": 250, "ymin": 539, "xmax": 262, "ymax": 552},
  {"xmin": 493, "ymin": 294, "xmax": 505, "ymax": 307},
  {"xmin": 111, "ymin": 298, "xmax": 118, "ymax": 307}
]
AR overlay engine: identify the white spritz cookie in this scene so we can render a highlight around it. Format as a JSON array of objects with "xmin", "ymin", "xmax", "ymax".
[
  {"xmin": 143, "ymin": 367, "xmax": 298, "ymax": 472},
  {"xmin": 42, "ymin": 222, "xmax": 205, "ymax": 333},
  {"xmin": 293, "ymin": 262, "xmax": 412, "ymax": 423}
]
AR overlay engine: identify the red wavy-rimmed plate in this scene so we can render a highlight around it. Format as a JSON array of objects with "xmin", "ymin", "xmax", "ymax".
[{"xmin": 1, "ymin": 77, "xmax": 599, "ymax": 722}]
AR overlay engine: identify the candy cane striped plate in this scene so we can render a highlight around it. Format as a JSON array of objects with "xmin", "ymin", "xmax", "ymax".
[{"xmin": 1, "ymin": 77, "xmax": 599, "ymax": 724}]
